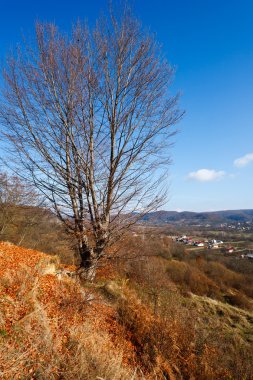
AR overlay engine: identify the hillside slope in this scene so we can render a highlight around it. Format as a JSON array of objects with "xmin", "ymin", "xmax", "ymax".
[
  {"xmin": 1, "ymin": 241, "xmax": 253, "ymax": 379},
  {"xmin": 0, "ymin": 242, "xmax": 137, "ymax": 379}
]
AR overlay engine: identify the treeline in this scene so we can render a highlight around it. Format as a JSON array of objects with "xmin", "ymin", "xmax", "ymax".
[{"xmin": 0, "ymin": 172, "xmax": 74, "ymax": 262}]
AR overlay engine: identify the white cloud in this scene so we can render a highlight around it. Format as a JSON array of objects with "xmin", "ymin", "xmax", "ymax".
[
  {"xmin": 234, "ymin": 153, "xmax": 253, "ymax": 168},
  {"xmin": 187, "ymin": 169, "xmax": 225, "ymax": 182}
]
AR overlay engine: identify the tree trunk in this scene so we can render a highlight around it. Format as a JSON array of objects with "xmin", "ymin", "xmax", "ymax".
[
  {"xmin": 95, "ymin": 221, "xmax": 109, "ymax": 257},
  {"xmin": 77, "ymin": 227, "xmax": 108, "ymax": 281},
  {"xmin": 78, "ymin": 239, "xmax": 96, "ymax": 281}
]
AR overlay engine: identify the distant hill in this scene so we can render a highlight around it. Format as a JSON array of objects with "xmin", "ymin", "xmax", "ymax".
[{"xmin": 141, "ymin": 209, "xmax": 253, "ymax": 225}]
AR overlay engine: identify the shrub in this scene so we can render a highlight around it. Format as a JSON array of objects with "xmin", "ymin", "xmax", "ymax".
[
  {"xmin": 166, "ymin": 260, "xmax": 220, "ymax": 298},
  {"xmin": 224, "ymin": 292, "xmax": 253, "ymax": 311},
  {"xmin": 115, "ymin": 286, "xmax": 231, "ymax": 380}
]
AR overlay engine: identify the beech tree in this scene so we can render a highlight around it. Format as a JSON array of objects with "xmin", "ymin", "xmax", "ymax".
[{"xmin": 0, "ymin": 9, "xmax": 182, "ymax": 277}]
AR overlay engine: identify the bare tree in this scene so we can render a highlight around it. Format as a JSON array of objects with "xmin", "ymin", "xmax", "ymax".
[{"xmin": 0, "ymin": 8, "xmax": 183, "ymax": 277}]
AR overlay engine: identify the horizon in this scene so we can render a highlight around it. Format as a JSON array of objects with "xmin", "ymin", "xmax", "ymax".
[
  {"xmin": 0, "ymin": 0, "xmax": 252, "ymax": 212},
  {"xmin": 157, "ymin": 208, "xmax": 253, "ymax": 213}
]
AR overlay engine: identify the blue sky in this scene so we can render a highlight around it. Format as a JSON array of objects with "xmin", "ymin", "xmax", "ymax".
[{"xmin": 0, "ymin": 0, "xmax": 252, "ymax": 211}]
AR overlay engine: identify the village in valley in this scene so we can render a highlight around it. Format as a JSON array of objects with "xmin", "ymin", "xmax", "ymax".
[
  {"xmin": 136, "ymin": 209, "xmax": 253, "ymax": 262},
  {"xmin": 173, "ymin": 234, "xmax": 253, "ymax": 259}
]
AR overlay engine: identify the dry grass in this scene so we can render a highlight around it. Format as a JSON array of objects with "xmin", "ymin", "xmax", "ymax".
[
  {"xmin": 1, "ymin": 238, "xmax": 253, "ymax": 379},
  {"xmin": 0, "ymin": 242, "xmax": 142, "ymax": 380},
  {"xmin": 0, "ymin": 314, "xmax": 139, "ymax": 380},
  {"xmin": 112, "ymin": 234, "xmax": 253, "ymax": 379},
  {"xmin": 114, "ymin": 284, "xmax": 232, "ymax": 380},
  {"xmin": 61, "ymin": 324, "xmax": 139, "ymax": 380}
]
